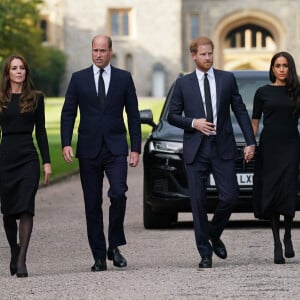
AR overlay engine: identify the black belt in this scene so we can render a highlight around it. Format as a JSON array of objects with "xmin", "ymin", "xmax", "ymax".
[{"xmin": 204, "ymin": 135, "xmax": 216, "ymax": 141}]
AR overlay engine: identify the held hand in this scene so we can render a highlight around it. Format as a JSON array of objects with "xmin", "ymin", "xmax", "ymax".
[
  {"xmin": 244, "ymin": 145, "xmax": 255, "ymax": 163},
  {"xmin": 43, "ymin": 163, "xmax": 52, "ymax": 185},
  {"xmin": 129, "ymin": 151, "xmax": 140, "ymax": 167},
  {"xmin": 62, "ymin": 146, "xmax": 74, "ymax": 163},
  {"xmin": 193, "ymin": 118, "xmax": 215, "ymax": 135}
]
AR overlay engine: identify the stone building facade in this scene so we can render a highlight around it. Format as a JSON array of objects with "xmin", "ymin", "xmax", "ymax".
[{"xmin": 40, "ymin": 0, "xmax": 300, "ymax": 96}]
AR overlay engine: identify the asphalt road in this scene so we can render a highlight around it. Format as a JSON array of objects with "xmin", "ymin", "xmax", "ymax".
[{"xmin": 1, "ymin": 162, "xmax": 300, "ymax": 299}]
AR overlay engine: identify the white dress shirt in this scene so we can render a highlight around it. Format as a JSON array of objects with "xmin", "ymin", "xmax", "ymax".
[
  {"xmin": 195, "ymin": 68, "xmax": 217, "ymax": 128},
  {"xmin": 93, "ymin": 64, "xmax": 111, "ymax": 95}
]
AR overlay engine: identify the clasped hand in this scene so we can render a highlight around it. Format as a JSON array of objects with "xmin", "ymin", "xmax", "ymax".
[
  {"xmin": 243, "ymin": 145, "xmax": 255, "ymax": 163},
  {"xmin": 193, "ymin": 118, "xmax": 255, "ymax": 163},
  {"xmin": 193, "ymin": 118, "xmax": 215, "ymax": 136}
]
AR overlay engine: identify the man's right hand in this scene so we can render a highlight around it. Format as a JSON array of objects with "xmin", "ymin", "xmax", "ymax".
[
  {"xmin": 193, "ymin": 118, "xmax": 215, "ymax": 135},
  {"xmin": 62, "ymin": 146, "xmax": 74, "ymax": 163}
]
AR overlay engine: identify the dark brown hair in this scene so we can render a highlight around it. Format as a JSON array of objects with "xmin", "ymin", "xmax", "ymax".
[{"xmin": 0, "ymin": 54, "xmax": 39, "ymax": 113}]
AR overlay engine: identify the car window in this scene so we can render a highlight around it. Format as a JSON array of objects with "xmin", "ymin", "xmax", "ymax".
[
  {"xmin": 236, "ymin": 77, "xmax": 270, "ymax": 112},
  {"xmin": 160, "ymin": 83, "xmax": 175, "ymax": 120},
  {"xmin": 162, "ymin": 72, "xmax": 270, "ymax": 121}
]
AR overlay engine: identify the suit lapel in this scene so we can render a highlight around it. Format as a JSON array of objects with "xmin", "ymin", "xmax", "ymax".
[
  {"xmin": 87, "ymin": 66, "xmax": 98, "ymax": 98},
  {"xmin": 213, "ymin": 69, "xmax": 222, "ymax": 113},
  {"xmin": 106, "ymin": 65, "xmax": 115, "ymax": 101},
  {"xmin": 189, "ymin": 71, "xmax": 206, "ymax": 115}
]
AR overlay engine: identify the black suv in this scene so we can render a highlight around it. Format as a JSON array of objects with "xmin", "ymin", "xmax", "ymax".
[{"xmin": 140, "ymin": 70, "xmax": 296, "ymax": 229}]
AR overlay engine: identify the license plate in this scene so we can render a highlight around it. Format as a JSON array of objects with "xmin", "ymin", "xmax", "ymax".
[{"xmin": 209, "ymin": 173, "xmax": 253, "ymax": 186}]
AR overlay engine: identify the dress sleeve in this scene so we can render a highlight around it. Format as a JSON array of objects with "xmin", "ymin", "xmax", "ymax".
[
  {"xmin": 252, "ymin": 87, "xmax": 263, "ymax": 120},
  {"xmin": 35, "ymin": 93, "xmax": 51, "ymax": 164}
]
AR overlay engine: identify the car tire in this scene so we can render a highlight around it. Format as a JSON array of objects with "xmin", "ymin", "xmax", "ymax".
[{"xmin": 143, "ymin": 202, "xmax": 176, "ymax": 229}]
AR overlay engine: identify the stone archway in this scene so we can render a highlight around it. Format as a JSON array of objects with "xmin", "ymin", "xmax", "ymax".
[{"xmin": 213, "ymin": 10, "xmax": 286, "ymax": 70}]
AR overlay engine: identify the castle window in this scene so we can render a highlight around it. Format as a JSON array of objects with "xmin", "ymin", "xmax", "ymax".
[
  {"xmin": 40, "ymin": 18, "xmax": 48, "ymax": 42},
  {"xmin": 226, "ymin": 24, "xmax": 274, "ymax": 49},
  {"xmin": 125, "ymin": 54, "xmax": 133, "ymax": 73},
  {"xmin": 190, "ymin": 14, "xmax": 199, "ymax": 39},
  {"xmin": 109, "ymin": 9, "xmax": 131, "ymax": 36},
  {"xmin": 111, "ymin": 54, "xmax": 117, "ymax": 66}
]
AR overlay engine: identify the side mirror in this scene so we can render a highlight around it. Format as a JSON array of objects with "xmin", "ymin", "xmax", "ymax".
[{"xmin": 139, "ymin": 109, "xmax": 156, "ymax": 128}]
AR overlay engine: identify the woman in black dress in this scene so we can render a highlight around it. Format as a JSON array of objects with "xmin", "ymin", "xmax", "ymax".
[
  {"xmin": 0, "ymin": 55, "xmax": 51, "ymax": 277},
  {"xmin": 252, "ymin": 52, "xmax": 300, "ymax": 264}
]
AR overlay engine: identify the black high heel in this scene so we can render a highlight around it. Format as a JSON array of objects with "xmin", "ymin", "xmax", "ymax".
[
  {"xmin": 284, "ymin": 238, "xmax": 295, "ymax": 258},
  {"xmin": 274, "ymin": 242, "xmax": 285, "ymax": 264},
  {"xmin": 9, "ymin": 245, "xmax": 20, "ymax": 276}
]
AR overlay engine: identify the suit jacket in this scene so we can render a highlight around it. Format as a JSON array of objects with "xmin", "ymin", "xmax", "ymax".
[
  {"xmin": 167, "ymin": 69, "xmax": 256, "ymax": 164},
  {"xmin": 61, "ymin": 65, "xmax": 141, "ymax": 158}
]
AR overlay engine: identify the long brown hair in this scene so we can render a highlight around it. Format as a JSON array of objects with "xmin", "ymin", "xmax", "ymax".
[
  {"xmin": 269, "ymin": 51, "xmax": 300, "ymax": 116},
  {"xmin": 0, "ymin": 54, "xmax": 39, "ymax": 113}
]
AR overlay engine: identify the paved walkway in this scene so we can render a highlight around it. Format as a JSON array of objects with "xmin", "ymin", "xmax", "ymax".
[{"xmin": 1, "ymin": 164, "xmax": 300, "ymax": 299}]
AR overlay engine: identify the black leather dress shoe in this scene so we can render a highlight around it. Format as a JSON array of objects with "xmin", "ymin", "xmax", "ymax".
[
  {"xmin": 107, "ymin": 247, "xmax": 127, "ymax": 268},
  {"xmin": 211, "ymin": 237, "xmax": 227, "ymax": 259},
  {"xmin": 199, "ymin": 256, "xmax": 212, "ymax": 268},
  {"xmin": 91, "ymin": 258, "xmax": 107, "ymax": 272}
]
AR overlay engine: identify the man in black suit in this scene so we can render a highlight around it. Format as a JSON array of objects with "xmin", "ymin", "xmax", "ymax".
[
  {"xmin": 61, "ymin": 35, "xmax": 141, "ymax": 271},
  {"xmin": 168, "ymin": 36, "xmax": 255, "ymax": 268}
]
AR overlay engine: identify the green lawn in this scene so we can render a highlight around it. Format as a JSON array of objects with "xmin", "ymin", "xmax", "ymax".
[{"xmin": 43, "ymin": 97, "xmax": 164, "ymax": 182}]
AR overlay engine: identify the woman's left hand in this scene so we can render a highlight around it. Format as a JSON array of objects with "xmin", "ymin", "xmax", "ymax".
[
  {"xmin": 43, "ymin": 163, "xmax": 52, "ymax": 185},
  {"xmin": 244, "ymin": 145, "xmax": 255, "ymax": 163}
]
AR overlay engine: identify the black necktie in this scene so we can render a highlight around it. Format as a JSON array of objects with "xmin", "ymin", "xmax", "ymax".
[
  {"xmin": 98, "ymin": 69, "xmax": 105, "ymax": 106},
  {"xmin": 204, "ymin": 73, "xmax": 213, "ymax": 123}
]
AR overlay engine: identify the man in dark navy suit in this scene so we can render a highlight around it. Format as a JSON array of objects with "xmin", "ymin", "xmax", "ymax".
[
  {"xmin": 61, "ymin": 35, "xmax": 141, "ymax": 271},
  {"xmin": 168, "ymin": 36, "xmax": 255, "ymax": 268}
]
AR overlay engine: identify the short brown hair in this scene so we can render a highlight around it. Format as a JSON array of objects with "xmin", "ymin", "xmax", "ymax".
[{"xmin": 189, "ymin": 36, "xmax": 214, "ymax": 53}]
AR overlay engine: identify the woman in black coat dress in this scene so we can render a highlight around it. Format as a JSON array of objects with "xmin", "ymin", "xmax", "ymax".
[
  {"xmin": 0, "ymin": 55, "xmax": 52, "ymax": 277},
  {"xmin": 252, "ymin": 52, "xmax": 300, "ymax": 264}
]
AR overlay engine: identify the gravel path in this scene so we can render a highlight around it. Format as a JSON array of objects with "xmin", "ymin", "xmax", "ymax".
[{"xmin": 1, "ymin": 163, "xmax": 300, "ymax": 299}]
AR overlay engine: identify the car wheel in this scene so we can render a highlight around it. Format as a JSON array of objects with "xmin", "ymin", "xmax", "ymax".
[{"xmin": 143, "ymin": 202, "xmax": 177, "ymax": 229}]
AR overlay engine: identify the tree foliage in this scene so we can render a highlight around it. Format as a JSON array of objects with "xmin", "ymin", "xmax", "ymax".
[
  {"xmin": 0, "ymin": 0, "xmax": 67, "ymax": 96},
  {"xmin": 0, "ymin": 0, "xmax": 46, "ymax": 66},
  {"xmin": 32, "ymin": 47, "xmax": 67, "ymax": 96}
]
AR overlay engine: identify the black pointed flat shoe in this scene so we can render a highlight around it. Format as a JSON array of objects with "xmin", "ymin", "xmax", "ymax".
[
  {"xmin": 16, "ymin": 272, "xmax": 28, "ymax": 278},
  {"xmin": 16, "ymin": 264, "xmax": 28, "ymax": 278}
]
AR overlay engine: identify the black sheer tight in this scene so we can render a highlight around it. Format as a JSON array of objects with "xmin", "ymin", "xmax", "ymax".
[
  {"xmin": 3, "ymin": 213, "xmax": 33, "ymax": 275},
  {"xmin": 17, "ymin": 213, "xmax": 33, "ymax": 273},
  {"xmin": 283, "ymin": 215, "xmax": 295, "ymax": 258},
  {"xmin": 3, "ymin": 215, "xmax": 18, "ymax": 249},
  {"xmin": 3, "ymin": 215, "xmax": 19, "ymax": 274},
  {"xmin": 270, "ymin": 213, "xmax": 281, "ymax": 245},
  {"xmin": 270, "ymin": 213, "xmax": 285, "ymax": 263},
  {"xmin": 283, "ymin": 215, "xmax": 293, "ymax": 240}
]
